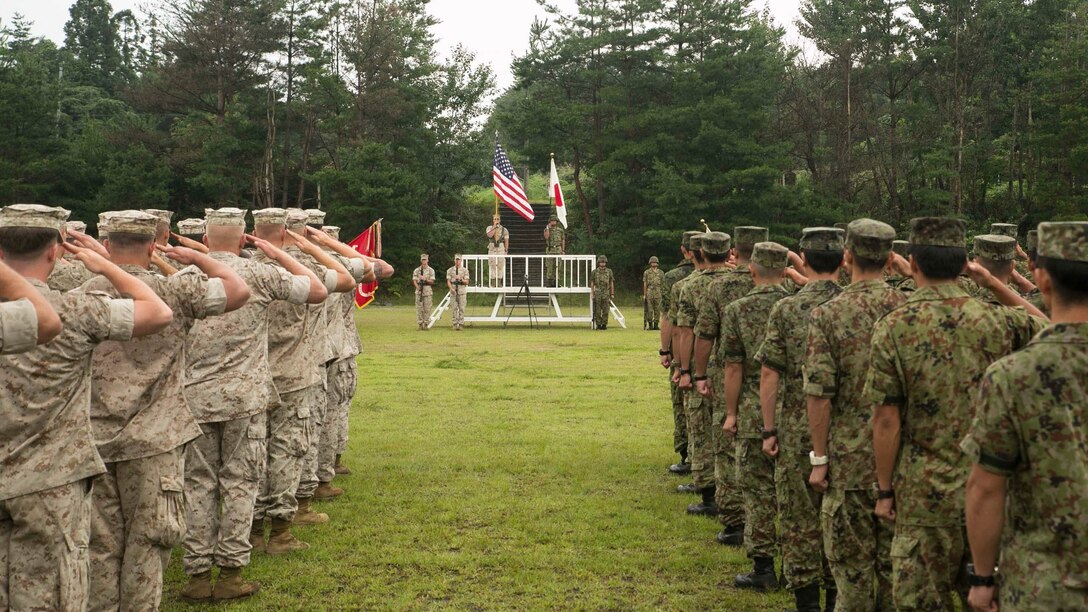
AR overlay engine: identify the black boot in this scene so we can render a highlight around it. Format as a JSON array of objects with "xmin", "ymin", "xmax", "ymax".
[
  {"xmin": 685, "ymin": 486, "xmax": 718, "ymax": 517},
  {"xmin": 667, "ymin": 459, "xmax": 691, "ymax": 475},
  {"xmin": 715, "ymin": 523, "xmax": 744, "ymax": 546},
  {"xmin": 675, "ymin": 483, "xmax": 698, "ymax": 494},
  {"xmin": 789, "ymin": 584, "xmax": 821, "ymax": 612},
  {"xmin": 735, "ymin": 556, "xmax": 779, "ymax": 590},
  {"xmin": 824, "ymin": 586, "xmax": 837, "ymax": 612}
]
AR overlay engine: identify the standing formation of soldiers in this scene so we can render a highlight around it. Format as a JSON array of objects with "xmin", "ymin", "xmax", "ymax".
[
  {"xmin": 657, "ymin": 218, "xmax": 1087, "ymax": 612},
  {"xmin": 0, "ymin": 204, "xmax": 393, "ymax": 609}
]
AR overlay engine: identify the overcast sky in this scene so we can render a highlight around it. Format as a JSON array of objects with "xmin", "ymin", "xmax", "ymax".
[{"xmin": 5, "ymin": 0, "xmax": 807, "ymax": 90}]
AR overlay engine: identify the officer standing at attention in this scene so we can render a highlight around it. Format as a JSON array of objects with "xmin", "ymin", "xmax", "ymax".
[
  {"xmin": 962, "ymin": 221, "xmax": 1088, "ymax": 612},
  {"xmin": 486, "ymin": 214, "xmax": 509, "ymax": 287},
  {"xmin": 589, "ymin": 255, "xmax": 614, "ymax": 329},
  {"xmin": 642, "ymin": 256, "xmax": 664, "ymax": 330},
  {"xmin": 412, "ymin": 254, "xmax": 435, "ymax": 331},
  {"xmin": 446, "ymin": 254, "xmax": 470, "ymax": 331},
  {"xmin": 660, "ymin": 232, "xmax": 699, "ymax": 477},
  {"xmin": 544, "ymin": 213, "xmax": 565, "ymax": 286}
]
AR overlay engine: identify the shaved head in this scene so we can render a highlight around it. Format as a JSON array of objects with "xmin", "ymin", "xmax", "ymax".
[
  {"xmin": 206, "ymin": 224, "xmax": 245, "ymax": 252},
  {"xmin": 253, "ymin": 223, "xmax": 286, "ymax": 246}
]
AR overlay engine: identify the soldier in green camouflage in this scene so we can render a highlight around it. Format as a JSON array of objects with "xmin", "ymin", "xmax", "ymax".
[
  {"xmin": 721, "ymin": 241, "xmax": 793, "ymax": 590},
  {"xmin": 693, "ymin": 226, "xmax": 766, "ymax": 544},
  {"xmin": 642, "ymin": 257, "xmax": 664, "ymax": 330},
  {"xmin": 865, "ymin": 217, "xmax": 1048, "ymax": 611},
  {"xmin": 756, "ymin": 228, "xmax": 844, "ymax": 611},
  {"xmin": 962, "ymin": 221, "xmax": 1088, "ymax": 612},
  {"xmin": 991, "ymin": 222, "xmax": 1033, "ymax": 282},
  {"xmin": 544, "ymin": 213, "xmax": 565, "ymax": 286},
  {"xmin": 661, "ymin": 232, "xmax": 699, "ymax": 477},
  {"xmin": 589, "ymin": 255, "xmax": 614, "ymax": 329},
  {"xmin": 970, "ymin": 234, "xmax": 1033, "ymax": 304},
  {"xmin": 805, "ymin": 219, "xmax": 904, "ymax": 611},
  {"xmin": 1023, "ymin": 229, "xmax": 1048, "ymax": 315}
]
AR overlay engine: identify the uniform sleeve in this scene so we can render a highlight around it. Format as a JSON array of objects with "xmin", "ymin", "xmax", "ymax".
[
  {"xmin": 718, "ymin": 303, "xmax": 745, "ymax": 363},
  {"xmin": 170, "ymin": 269, "xmax": 227, "ymax": 320},
  {"xmin": 321, "ymin": 267, "xmax": 338, "ymax": 292},
  {"xmin": 675, "ymin": 283, "xmax": 698, "ymax": 328},
  {"xmin": 755, "ymin": 301, "xmax": 788, "ymax": 373},
  {"xmin": 344, "ymin": 258, "xmax": 369, "ymax": 283},
  {"xmin": 863, "ymin": 319, "xmax": 904, "ymax": 407},
  {"xmin": 260, "ymin": 265, "xmax": 310, "ymax": 305},
  {"xmin": 0, "ymin": 298, "xmax": 38, "ymax": 354},
  {"xmin": 803, "ymin": 309, "xmax": 837, "ymax": 399},
  {"xmin": 960, "ymin": 363, "xmax": 1023, "ymax": 475},
  {"xmin": 68, "ymin": 291, "xmax": 135, "ymax": 343},
  {"xmin": 693, "ymin": 284, "xmax": 720, "ymax": 340}
]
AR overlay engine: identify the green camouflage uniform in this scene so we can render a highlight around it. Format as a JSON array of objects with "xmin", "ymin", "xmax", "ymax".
[
  {"xmin": 545, "ymin": 223, "xmax": 564, "ymax": 284},
  {"xmin": 755, "ymin": 279, "xmax": 841, "ymax": 591},
  {"xmin": 643, "ymin": 266, "xmax": 665, "ymax": 327},
  {"xmin": 864, "ymin": 283, "xmax": 1045, "ymax": 610},
  {"xmin": 721, "ymin": 283, "xmax": 791, "ymax": 559},
  {"xmin": 662, "ymin": 260, "xmax": 694, "ymax": 458},
  {"xmin": 589, "ymin": 265, "xmax": 614, "ymax": 329},
  {"xmin": 806, "ymin": 279, "xmax": 905, "ymax": 610}
]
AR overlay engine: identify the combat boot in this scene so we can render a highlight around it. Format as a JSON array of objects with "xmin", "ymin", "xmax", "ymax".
[
  {"xmin": 249, "ymin": 519, "xmax": 265, "ymax": 554},
  {"xmin": 266, "ymin": 518, "xmax": 310, "ymax": 555},
  {"xmin": 715, "ymin": 523, "xmax": 744, "ymax": 546},
  {"xmin": 334, "ymin": 454, "xmax": 351, "ymax": 475},
  {"xmin": 213, "ymin": 567, "xmax": 260, "ymax": 601},
  {"xmin": 314, "ymin": 481, "xmax": 344, "ymax": 500},
  {"xmin": 667, "ymin": 461, "xmax": 691, "ymax": 475},
  {"xmin": 686, "ymin": 486, "xmax": 718, "ymax": 517},
  {"xmin": 675, "ymin": 483, "xmax": 697, "ymax": 494},
  {"xmin": 735, "ymin": 556, "xmax": 779, "ymax": 590},
  {"xmin": 293, "ymin": 497, "xmax": 329, "ymax": 525},
  {"xmin": 789, "ymin": 583, "xmax": 821, "ymax": 612},
  {"xmin": 179, "ymin": 570, "xmax": 212, "ymax": 602}
]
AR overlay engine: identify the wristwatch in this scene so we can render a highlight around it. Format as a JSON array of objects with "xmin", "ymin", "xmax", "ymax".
[
  {"xmin": 659, "ymin": 350, "xmax": 671, "ymax": 356},
  {"xmin": 876, "ymin": 488, "xmax": 895, "ymax": 500},
  {"xmin": 761, "ymin": 428, "xmax": 778, "ymax": 440},
  {"xmin": 966, "ymin": 563, "xmax": 996, "ymax": 587},
  {"xmin": 693, "ymin": 374, "xmax": 708, "ymax": 382},
  {"xmin": 808, "ymin": 451, "xmax": 829, "ymax": 466},
  {"xmin": 679, "ymin": 369, "xmax": 691, "ymax": 377}
]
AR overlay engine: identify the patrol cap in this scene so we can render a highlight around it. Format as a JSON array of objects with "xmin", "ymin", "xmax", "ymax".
[
  {"xmin": 892, "ymin": 240, "xmax": 910, "ymax": 258},
  {"xmin": 649, "ymin": 256, "xmax": 659, "ymax": 264},
  {"xmin": 549, "ymin": 212, "xmax": 558, "ymax": 221},
  {"xmin": 847, "ymin": 219, "xmax": 896, "ymax": 260},
  {"xmin": 97, "ymin": 212, "xmax": 112, "ymax": 234},
  {"xmin": 285, "ymin": 208, "xmax": 308, "ymax": 230},
  {"xmin": 0, "ymin": 204, "xmax": 69, "ymax": 232},
  {"xmin": 799, "ymin": 227, "xmax": 844, "ymax": 252},
  {"xmin": 177, "ymin": 218, "xmax": 206, "ymax": 235},
  {"xmin": 734, "ymin": 226, "xmax": 769, "ymax": 248},
  {"xmin": 597, "ymin": 255, "xmax": 608, "ymax": 263},
  {"xmin": 701, "ymin": 231, "xmax": 732, "ymax": 255},
  {"xmin": 909, "ymin": 217, "xmax": 967, "ymax": 248},
  {"xmin": 304, "ymin": 209, "xmax": 326, "ymax": 225},
  {"xmin": 974, "ymin": 234, "xmax": 1016, "ymax": 262},
  {"xmin": 142, "ymin": 209, "xmax": 174, "ymax": 223},
  {"xmin": 454, "ymin": 253, "xmax": 462, "ymax": 259},
  {"xmin": 322, "ymin": 226, "xmax": 341, "ymax": 240},
  {"xmin": 1025, "ymin": 230, "xmax": 1038, "ymax": 254},
  {"xmin": 751, "ymin": 242, "xmax": 788, "ymax": 269},
  {"xmin": 420, "ymin": 253, "xmax": 429, "ymax": 260},
  {"xmin": 252, "ymin": 208, "xmax": 288, "ymax": 225},
  {"xmin": 990, "ymin": 223, "xmax": 1018, "ymax": 239},
  {"xmin": 204, "ymin": 207, "xmax": 247, "ymax": 227},
  {"xmin": 103, "ymin": 210, "xmax": 159, "ymax": 237},
  {"xmin": 1037, "ymin": 222, "xmax": 1088, "ymax": 263},
  {"xmin": 66, "ymin": 220, "xmax": 87, "ymax": 234},
  {"xmin": 681, "ymin": 231, "xmax": 700, "ymax": 250}
]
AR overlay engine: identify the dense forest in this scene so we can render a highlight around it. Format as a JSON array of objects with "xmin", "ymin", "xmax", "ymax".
[{"xmin": 2, "ymin": 0, "xmax": 1086, "ymax": 287}]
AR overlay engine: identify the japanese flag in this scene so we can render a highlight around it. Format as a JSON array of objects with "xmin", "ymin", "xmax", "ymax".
[{"xmin": 549, "ymin": 157, "xmax": 568, "ymax": 229}]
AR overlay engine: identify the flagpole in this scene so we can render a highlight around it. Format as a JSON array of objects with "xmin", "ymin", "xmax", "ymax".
[
  {"xmin": 549, "ymin": 153, "xmax": 555, "ymax": 209},
  {"xmin": 494, "ymin": 130, "xmax": 501, "ymax": 217}
]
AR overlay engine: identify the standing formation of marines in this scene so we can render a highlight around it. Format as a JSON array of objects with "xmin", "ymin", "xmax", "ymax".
[
  {"xmin": 0, "ymin": 204, "xmax": 393, "ymax": 609},
  {"xmin": 657, "ymin": 218, "xmax": 1087, "ymax": 612}
]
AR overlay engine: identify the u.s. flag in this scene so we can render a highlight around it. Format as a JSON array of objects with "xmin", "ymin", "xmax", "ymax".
[{"xmin": 493, "ymin": 141, "xmax": 534, "ymax": 222}]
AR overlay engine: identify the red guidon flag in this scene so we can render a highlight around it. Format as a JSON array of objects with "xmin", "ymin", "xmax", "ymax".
[
  {"xmin": 348, "ymin": 220, "xmax": 381, "ymax": 308},
  {"xmin": 549, "ymin": 156, "xmax": 568, "ymax": 228}
]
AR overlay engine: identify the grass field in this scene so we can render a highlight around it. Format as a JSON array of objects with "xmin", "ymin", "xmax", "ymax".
[{"xmin": 163, "ymin": 305, "xmax": 792, "ymax": 610}]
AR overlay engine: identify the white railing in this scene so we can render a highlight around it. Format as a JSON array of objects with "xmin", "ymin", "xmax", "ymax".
[{"xmin": 458, "ymin": 254, "xmax": 597, "ymax": 293}]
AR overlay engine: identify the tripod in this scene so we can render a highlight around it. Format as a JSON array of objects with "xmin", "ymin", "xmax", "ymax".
[{"xmin": 505, "ymin": 274, "xmax": 538, "ymax": 328}]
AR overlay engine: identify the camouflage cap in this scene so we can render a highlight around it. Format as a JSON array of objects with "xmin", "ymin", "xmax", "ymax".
[
  {"xmin": 734, "ymin": 226, "xmax": 769, "ymax": 248},
  {"xmin": 285, "ymin": 208, "xmax": 308, "ymax": 230},
  {"xmin": 1025, "ymin": 229, "xmax": 1038, "ymax": 254},
  {"xmin": 66, "ymin": 220, "xmax": 87, "ymax": 234},
  {"xmin": 598, "ymin": 255, "xmax": 608, "ymax": 263},
  {"xmin": 892, "ymin": 240, "xmax": 910, "ymax": 258},
  {"xmin": 304, "ymin": 209, "xmax": 326, "ymax": 225},
  {"xmin": 420, "ymin": 253, "xmax": 429, "ymax": 260},
  {"xmin": 322, "ymin": 226, "xmax": 341, "ymax": 240},
  {"xmin": 177, "ymin": 218, "xmax": 206, "ymax": 235},
  {"xmin": 689, "ymin": 233, "xmax": 707, "ymax": 252},
  {"xmin": 990, "ymin": 223, "xmax": 1018, "ymax": 239},
  {"xmin": 800, "ymin": 227, "xmax": 844, "ymax": 252},
  {"xmin": 752, "ymin": 241, "xmax": 788, "ymax": 270},
  {"xmin": 0, "ymin": 204, "xmax": 69, "ymax": 232},
  {"xmin": 549, "ymin": 212, "xmax": 558, "ymax": 221},
  {"xmin": 847, "ymin": 218, "xmax": 896, "ymax": 260},
  {"xmin": 454, "ymin": 253, "xmax": 462, "ymax": 259},
  {"xmin": 142, "ymin": 209, "xmax": 174, "ymax": 223},
  {"xmin": 204, "ymin": 207, "xmax": 247, "ymax": 227},
  {"xmin": 1037, "ymin": 222, "xmax": 1088, "ymax": 263},
  {"xmin": 103, "ymin": 210, "xmax": 159, "ymax": 237},
  {"xmin": 909, "ymin": 217, "xmax": 967, "ymax": 248},
  {"xmin": 974, "ymin": 234, "xmax": 1017, "ymax": 261},
  {"xmin": 701, "ymin": 231, "xmax": 732, "ymax": 255},
  {"xmin": 649, "ymin": 256, "xmax": 659, "ymax": 264},
  {"xmin": 97, "ymin": 212, "xmax": 111, "ymax": 233},
  {"xmin": 252, "ymin": 208, "xmax": 288, "ymax": 225},
  {"xmin": 681, "ymin": 230, "xmax": 700, "ymax": 250}
]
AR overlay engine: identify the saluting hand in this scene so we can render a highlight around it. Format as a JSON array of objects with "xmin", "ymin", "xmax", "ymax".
[
  {"xmin": 965, "ymin": 261, "xmax": 997, "ymax": 289},
  {"xmin": 66, "ymin": 229, "xmax": 110, "ymax": 259},
  {"xmin": 155, "ymin": 244, "xmax": 202, "ymax": 266},
  {"xmin": 171, "ymin": 232, "xmax": 209, "ymax": 253},
  {"xmin": 61, "ymin": 242, "xmax": 113, "ymax": 274}
]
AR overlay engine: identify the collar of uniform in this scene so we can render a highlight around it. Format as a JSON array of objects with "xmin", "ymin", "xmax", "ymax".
[
  {"xmin": 747, "ymin": 283, "xmax": 788, "ymax": 297},
  {"xmin": 702, "ymin": 266, "xmax": 731, "ymax": 276},
  {"xmin": 731, "ymin": 264, "xmax": 751, "ymax": 275},
  {"xmin": 119, "ymin": 263, "xmax": 153, "ymax": 276},
  {"xmin": 1031, "ymin": 322, "xmax": 1088, "ymax": 346},
  {"xmin": 676, "ymin": 260, "xmax": 694, "ymax": 269},
  {"xmin": 799, "ymin": 279, "xmax": 839, "ymax": 294},
  {"xmin": 209, "ymin": 251, "xmax": 238, "ymax": 262},
  {"xmin": 843, "ymin": 278, "xmax": 889, "ymax": 295},
  {"xmin": 28, "ymin": 277, "xmax": 50, "ymax": 290},
  {"xmin": 907, "ymin": 282, "xmax": 970, "ymax": 303}
]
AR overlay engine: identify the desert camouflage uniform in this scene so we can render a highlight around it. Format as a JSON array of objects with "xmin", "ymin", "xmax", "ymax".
[
  {"xmin": 755, "ymin": 279, "xmax": 841, "ymax": 591},
  {"xmin": 805, "ymin": 279, "xmax": 905, "ymax": 610},
  {"xmin": 589, "ymin": 265, "xmax": 614, "ymax": 329},
  {"xmin": 447, "ymin": 264, "xmax": 470, "ymax": 327},
  {"xmin": 0, "ymin": 298, "xmax": 38, "ymax": 354},
  {"xmin": 961, "ymin": 322, "xmax": 1088, "ymax": 611},
  {"xmin": 545, "ymin": 224, "xmax": 565, "ymax": 284},
  {"xmin": 47, "ymin": 254, "xmax": 96, "ymax": 291},
  {"xmin": 334, "ymin": 280, "xmax": 363, "ymax": 456},
  {"xmin": 486, "ymin": 224, "xmax": 509, "ymax": 286},
  {"xmin": 413, "ymin": 264, "xmax": 435, "ymax": 328},
  {"xmin": 0, "ymin": 281, "xmax": 134, "ymax": 612},
  {"xmin": 863, "ymin": 284, "xmax": 1045, "ymax": 610},
  {"xmin": 661, "ymin": 260, "xmax": 694, "ymax": 460},
  {"xmin": 254, "ymin": 248, "xmax": 338, "ymax": 523},
  {"xmin": 643, "ymin": 266, "xmax": 665, "ymax": 325},
  {"xmin": 720, "ymin": 283, "xmax": 791, "ymax": 559},
  {"xmin": 182, "ymin": 252, "xmax": 311, "ymax": 576},
  {"xmin": 83, "ymin": 265, "xmax": 226, "ymax": 611},
  {"xmin": 694, "ymin": 266, "xmax": 755, "ymax": 529}
]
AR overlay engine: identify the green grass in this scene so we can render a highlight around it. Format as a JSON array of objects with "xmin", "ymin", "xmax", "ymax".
[{"xmin": 163, "ymin": 306, "xmax": 791, "ymax": 610}]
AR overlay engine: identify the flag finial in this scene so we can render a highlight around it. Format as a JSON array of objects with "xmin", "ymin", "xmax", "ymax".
[{"xmin": 700, "ymin": 219, "xmax": 712, "ymax": 232}]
